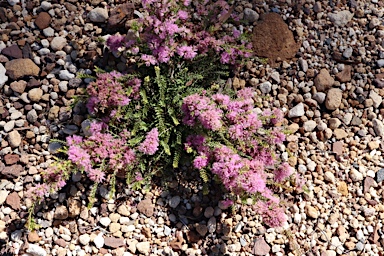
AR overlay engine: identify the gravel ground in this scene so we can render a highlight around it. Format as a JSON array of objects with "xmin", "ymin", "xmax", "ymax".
[{"xmin": 0, "ymin": 0, "xmax": 384, "ymax": 255}]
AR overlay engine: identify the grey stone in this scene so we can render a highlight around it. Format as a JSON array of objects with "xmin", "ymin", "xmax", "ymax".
[
  {"xmin": 328, "ymin": 11, "xmax": 354, "ymax": 27},
  {"xmin": 313, "ymin": 92, "xmax": 326, "ymax": 104},
  {"xmin": 43, "ymin": 27, "xmax": 55, "ymax": 37},
  {"xmin": 343, "ymin": 47, "xmax": 353, "ymax": 59},
  {"xmin": 373, "ymin": 119, "xmax": 384, "ymax": 137},
  {"xmin": 243, "ymin": 8, "xmax": 259, "ymax": 23},
  {"xmin": 299, "ymin": 59, "xmax": 308, "ymax": 72},
  {"xmin": 48, "ymin": 142, "xmax": 62, "ymax": 153},
  {"xmin": 27, "ymin": 109, "xmax": 38, "ymax": 123},
  {"xmin": 288, "ymin": 103, "xmax": 305, "ymax": 118},
  {"xmin": 259, "ymin": 81, "xmax": 272, "ymax": 94},
  {"xmin": 4, "ymin": 120, "xmax": 15, "ymax": 132},
  {"xmin": 40, "ymin": 1, "xmax": 52, "ymax": 10},
  {"xmin": 88, "ymin": 8, "xmax": 109, "ymax": 23},
  {"xmin": 376, "ymin": 169, "xmax": 384, "ymax": 183},
  {"xmin": 169, "ymin": 196, "xmax": 181, "ymax": 209},
  {"xmin": 377, "ymin": 60, "xmax": 384, "ymax": 68},
  {"xmin": 26, "ymin": 244, "xmax": 47, "ymax": 256},
  {"xmin": 59, "ymin": 70, "xmax": 75, "ymax": 80},
  {"xmin": 51, "ymin": 37, "xmax": 67, "ymax": 51}
]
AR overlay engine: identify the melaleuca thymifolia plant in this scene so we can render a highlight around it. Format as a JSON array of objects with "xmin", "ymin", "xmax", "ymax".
[{"xmin": 26, "ymin": 0, "xmax": 303, "ymax": 230}]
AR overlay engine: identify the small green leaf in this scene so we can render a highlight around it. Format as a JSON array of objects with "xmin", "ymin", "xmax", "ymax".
[{"xmin": 160, "ymin": 140, "xmax": 171, "ymax": 155}]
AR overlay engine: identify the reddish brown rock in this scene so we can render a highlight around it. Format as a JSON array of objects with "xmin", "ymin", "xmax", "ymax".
[
  {"xmin": 54, "ymin": 238, "xmax": 67, "ymax": 247},
  {"xmin": 10, "ymin": 80, "xmax": 27, "ymax": 94},
  {"xmin": 364, "ymin": 177, "xmax": 377, "ymax": 194},
  {"xmin": 104, "ymin": 237, "xmax": 125, "ymax": 248},
  {"xmin": 35, "ymin": 12, "xmax": 51, "ymax": 30},
  {"xmin": 332, "ymin": 141, "xmax": 344, "ymax": 155},
  {"xmin": 1, "ymin": 164, "xmax": 22, "ymax": 178},
  {"xmin": 137, "ymin": 199, "xmax": 154, "ymax": 217},
  {"xmin": 5, "ymin": 59, "xmax": 40, "ymax": 80},
  {"xmin": 28, "ymin": 231, "xmax": 41, "ymax": 243},
  {"xmin": 1, "ymin": 45, "xmax": 23, "ymax": 59},
  {"xmin": 335, "ymin": 65, "xmax": 352, "ymax": 83},
  {"xmin": 6, "ymin": 192, "xmax": 20, "ymax": 210},
  {"xmin": 252, "ymin": 13, "xmax": 300, "ymax": 67},
  {"xmin": 314, "ymin": 69, "xmax": 334, "ymax": 92},
  {"xmin": 4, "ymin": 154, "xmax": 20, "ymax": 165}
]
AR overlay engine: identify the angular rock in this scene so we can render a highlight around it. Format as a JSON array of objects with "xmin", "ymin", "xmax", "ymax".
[
  {"xmin": 1, "ymin": 165, "xmax": 22, "ymax": 178},
  {"xmin": 6, "ymin": 192, "xmax": 20, "ymax": 210},
  {"xmin": 335, "ymin": 65, "xmax": 352, "ymax": 83},
  {"xmin": 51, "ymin": 37, "xmax": 67, "ymax": 51},
  {"xmin": 137, "ymin": 199, "xmax": 154, "ymax": 217},
  {"xmin": 314, "ymin": 69, "xmax": 334, "ymax": 92},
  {"xmin": 68, "ymin": 198, "xmax": 81, "ymax": 217},
  {"xmin": 373, "ymin": 119, "xmax": 384, "ymax": 137},
  {"xmin": 253, "ymin": 238, "xmax": 271, "ymax": 256},
  {"xmin": 288, "ymin": 103, "xmax": 305, "ymax": 118},
  {"xmin": 328, "ymin": 10, "xmax": 354, "ymax": 27},
  {"xmin": 5, "ymin": 59, "xmax": 40, "ymax": 80},
  {"xmin": 8, "ymin": 130, "xmax": 21, "ymax": 148},
  {"xmin": 1, "ymin": 45, "xmax": 23, "ymax": 59},
  {"xmin": 376, "ymin": 169, "xmax": 384, "ymax": 183},
  {"xmin": 27, "ymin": 109, "xmax": 38, "ymax": 123},
  {"xmin": 4, "ymin": 154, "xmax": 19, "ymax": 165},
  {"xmin": 0, "ymin": 63, "xmax": 8, "ymax": 87},
  {"xmin": 325, "ymin": 88, "xmax": 342, "ymax": 110},
  {"xmin": 337, "ymin": 181, "xmax": 348, "ymax": 196},
  {"xmin": 169, "ymin": 196, "xmax": 181, "ymax": 209},
  {"xmin": 35, "ymin": 12, "xmax": 51, "ymax": 30},
  {"xmin": 10, "ymin": 80, "xmax": 27, "ymax": 94},
  {"xmin": 369, "ymin": 90, "xmax": 382, "ymax": 108},
  {"xmin": 252, "ymin": 13, "xmax": 300, "ymax": 66}
]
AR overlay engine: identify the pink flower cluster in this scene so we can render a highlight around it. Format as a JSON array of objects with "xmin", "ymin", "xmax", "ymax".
[
  {"xmin": 183, "ymin": 88, "xmax": 293, "ymax": 227},
  {"xmin": 106, "ymin": 0, "xmax": 252, "ymax": 65},
  {"xmin": 182, "ymin": 94, "xmax": 223, "ymax": 131},
  {"xmin": 86, "ymin": 71, "xmax": 141, "ymax": 114},
  {"xmin": 138, "ymin": 128, "xmax": 159, "ymax": 155},
  {"xmin": 66, "ymin": 121, "xmax": 136, "ymax": 183}
]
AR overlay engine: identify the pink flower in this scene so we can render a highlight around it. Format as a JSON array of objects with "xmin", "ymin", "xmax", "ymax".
[
  {"xmin": 68, "ymin": 145, "xmax": 92, "ymax": 171},
  {"xmin": 220, "ymin": 199, "xmax": 233, "ymax": 209},
  {"xmin": 138, "ymin": 128, "xmax": 159, "ymax": 155},
  {"xmin": 106, "ymin": 35, "xmax": 125, "ymax": 51},
  {"xmin": 274, "ymin": 163, "xmax": 293, "ymax": 182},
  {"xmin": 135, "ymin": 172, "xmax": 143, "ymax": 181},
  {"xmin": 177, "ymin": 10, "xmax": 189, "ymax": 20},
  {"xmin": 193, "ymin": 154, "xmax": 208, "ymax": 169},
  {"xmin": 87, "ymin": 168, "xmax": 105, "ymax": 183},
  {"xmin": 141, "ymin": 54, "xmax": 158, "ymax": 66},
  {"xmin": 177, "ymin": 45, "xmax": 197, "ymax": 60}
]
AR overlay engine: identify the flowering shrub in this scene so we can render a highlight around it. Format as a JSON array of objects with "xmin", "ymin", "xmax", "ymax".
[
  {"xmin": 183, "ymin": 88, "xmax": 294, "ymax": 227},
  {"xmin": 106, "ymin": 0, "xmax": 252, "ymax": 66},
  {"xmin": 26, "ymin": 0, "xmax": 302, "ymax": 230}
]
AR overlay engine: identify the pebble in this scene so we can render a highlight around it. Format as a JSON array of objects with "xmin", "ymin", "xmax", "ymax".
[
  {"xmin": 28, "ymin": 88, "xmax": 43, "ymax": 102},
  {"xmin": 328, "ymin": 10, "xmax": 354, "ymax": 27},
  {"xmin": 243, "ymin": 8, "xmax": 259, "ymax": 23},
  {"xmin": 43, "ymin": 27, "xmax": 55, "ymax": 37},
  {"xmin": 136, "ymin": 242, "xmax": 150, "ymax": 254},
  {"xmin": 259, "ymin": 81, "xmax": 272, "ymax": 94},
  {"xmin": 0, "ymin": 63, "xmax": 8, "ymax": 87},
  {"xmin": 288, "ymin": 103, "xmax": 304, "ymax": 118},
  {"xmin": 88, "ymin": 8, "xmax": 109, "ymax": 23},
  {"xmin": 350, "ymin": 169, "xmax": 363, "ymax": 182},
  {"xmin": 100, "ymin": 217, "xmax": 112, "ymax": 227},
  {"xmin": 169, "ymin": 196, "xmax": 181, "ymax": 208},
  {"xmin": 253, "ymin": 238, "xmax": 270, "ymax": 255},
  {"xmin": 51, "ymin": 37, "xmax": 67, "ymax": 51},
  {"xmin": 5, "ymin": 59, "xmax": 40, "ymax": 80},
  {"xmin": 376, "ymin": 169, "xmax": 384, "ymax": 183},
  {"xmin": 325, "ymin": 88, "xmax": 342, "ymax": 110},
  {"xmin": 305, "ymin": 205, "xmax": 319, "ymax": 218},
  {"xmin": 7, "ymin": 130, "xmax": 21, "ymax": 148},
  {"xmin": 373, "ymin": 119, "xmax": 384, "ymax": 137},
  {"xmin": 26, "ymin": 244, "xmax": 47, "ymax": 256},
  {"xmin": 93, "ymin": 233, "xmax": 104, "ymax": 249},
  {"xmin": 59, "ymin": 70, "xmax": 75, "ymax": 80}
]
